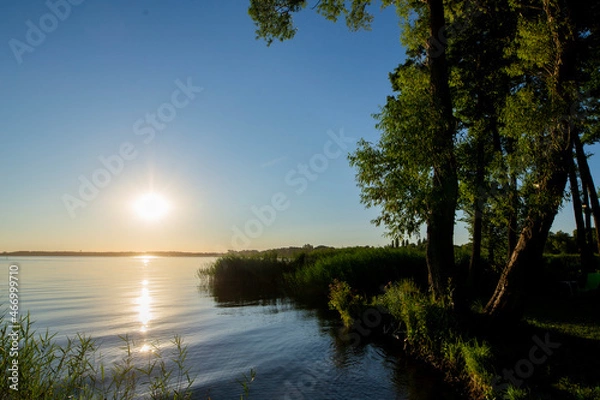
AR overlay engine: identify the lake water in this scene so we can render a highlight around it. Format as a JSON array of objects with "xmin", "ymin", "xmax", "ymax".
[{"xmin": 1, "ymin": 256, "xmax": 454, "ymax": 399}]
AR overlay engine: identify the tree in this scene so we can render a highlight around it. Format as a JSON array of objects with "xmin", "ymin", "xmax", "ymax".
[
  {"xmin": 249, "ymin": 0, "xmax": 459, "ymax": 299},
  {"xmin": 545, "ymin": 231, "xmax": 577, "ymax": 254},
  {"xmin": 482, "ymin": 0, "xmax": 581, "ymax": 321},
  {"xmin": 247, "ymin": 0, "xmax": 600, "ymax": 322},
  {"xmin": 449, "ymin": 0, "xmax": 517, "ymax": 285}
]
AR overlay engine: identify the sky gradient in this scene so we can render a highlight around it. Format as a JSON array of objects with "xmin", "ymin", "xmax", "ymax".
[{"xmin": 0, "ymin": 0, "xmax": 594, "ymax": 252}]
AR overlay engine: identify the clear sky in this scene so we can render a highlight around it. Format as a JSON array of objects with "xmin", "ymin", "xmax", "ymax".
[{"xmin": 0, "ymin": 1, "xmax": 593, "ymax": 252}]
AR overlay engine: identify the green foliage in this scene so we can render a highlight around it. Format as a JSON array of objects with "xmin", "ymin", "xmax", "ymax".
[
  {"xmin": 247, "ymin": 0, "xmax": 600, "ymax": 324},
  {"xmin": 375, "ymin": 280, "xmax": 496, "ymax": 397},
  {"xmin": 198, "ymin": 253, "xmax": 293, "ymax": 303},
  {"xmin": 442, "ymin": 337, "xmax": 495, "ymax": 395},
  {"xmin": 248, "ymin": 0, "xmax": 384, "ymax": 45},
  {"xmin": 290, "ymin": 247, "xmax": 428, "ymax": 303},
  {"xmin": 0, "ymin": 313, "xmax": 195, "ymax": 400},
  {"xmin": 349, "ymin": 64, "xmax": 436, "ymax": 238},
  {"xmin": 503, "ymin": 385, "xmax": 530, "ymax": 400},
  {"xmin": 543, "ymin": 253, "xmax": 585, "ymax": 281},
  {"xmin": 237, "ymin": 368, "xmax": 256, "ymax": 400},
  {"xmin": 505, "ymin": 15, "xmax": 555, "ymax": 78},
  {"xmin": 201, "ymin": 247, "xmax": 429, "ymax": 310},
  {"xmin": 377, "ymin": 280, "xmax": 457, "ymax": 352},
  {"xmin": 554, "ymin": 377, "xmax": 600, "ymax": 400},
  {"xmin": 460, "ymin": 339, "xmax": 493, "ymax": 389},
  {"xmin": 247, "ymin": 0, "xmax": 306, "ymax": 45},
  {"xmin": 327, "ymin": 279, "xmax": 366, "ymax": 327},
  {"xmin": 545, "ymin": 231, "xmax": 579, "ymax": 254}
]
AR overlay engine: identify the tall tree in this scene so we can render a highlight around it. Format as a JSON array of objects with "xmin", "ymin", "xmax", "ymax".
[
  {"xmin": 247, "ymin": 0, "xmax": 600, "ymax": 321},
  {"xmin": 449, "ymin": 0, "xmax": 516, "ymax": 286},
  {"xmin": 483, "ymin": 0, "xmax": 579, "ymax": 321},
  {"xmin": 249, "ymin": 0, "xmax": 459, "ymax": 298},
  {"xmin": 422, "ymin": 0, "xmax": 459, "ymax": 298}
]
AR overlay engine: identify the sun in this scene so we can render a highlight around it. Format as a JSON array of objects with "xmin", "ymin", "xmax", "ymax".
[{"xmin": 133, "ymin": 193, "xmax": 170, "ymax": 221}]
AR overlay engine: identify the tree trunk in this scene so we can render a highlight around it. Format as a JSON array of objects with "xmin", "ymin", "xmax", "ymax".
[
  {"xmin": 425, "ymin": 0, "xmax": 458, "ymax": 298},
  {"xmin": 581, "ymin": 172, "xmax": 594, "ymax": 252},
  {"xmin": 569, "ymin": 156, "xmax": 594, "ymax": 272},
  {"xmin": 484, "ymin": 0, "xmax": 576, "ymax": 323},
  {"xmin": 487, "ymin": 222, "xmax": 495, "ymax": 265},
  {"xmin": 507, "ymin": 174, "xmax": 519, "ymax": 257},
  {"xmin": 468, "ymin": 138, "xmax": 485, "ymax": 287},
  {"xmin": 484, "ymin": 152, "xmax": 571, "ymax": 322},
  {"xmin": 574, "ymin": 133, "xmax": 600, "ymax": 255},
  {"xmin": 505, "ymin": 138, "xmax": 519, "ymax": 257}
]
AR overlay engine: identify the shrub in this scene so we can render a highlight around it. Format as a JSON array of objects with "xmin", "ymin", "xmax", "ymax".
[
  {"xmin": 290, "ymin": 247, "xmax": 428, "ymax": 304},
  {"xmin": 375, "ymin": 280, "xmax": 496, "ymax": 398},
  {"xmin": 327, "ymin": 279, "xmax": 366, "ymax": 327}
]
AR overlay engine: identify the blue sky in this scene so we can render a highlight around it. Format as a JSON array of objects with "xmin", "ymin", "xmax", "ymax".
[{"xmin": 0, "ymin": 0, "xmax": 591, "ymax": 252}]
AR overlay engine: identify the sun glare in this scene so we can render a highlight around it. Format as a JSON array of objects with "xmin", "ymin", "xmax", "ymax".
[{"xmin": 134, "ymin": 193, "xmax": 170, "ymax": 221}]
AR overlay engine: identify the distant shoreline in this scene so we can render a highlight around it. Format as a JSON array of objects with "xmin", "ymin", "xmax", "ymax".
[{"xmin": 1, "ymin": 251, "xmax": 224, "ymax": 257}]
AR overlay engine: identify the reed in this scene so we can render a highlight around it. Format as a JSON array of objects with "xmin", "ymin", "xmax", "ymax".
[{"xmin": 0, "ymin": 312, "xmax": 194, "ymax": 400}]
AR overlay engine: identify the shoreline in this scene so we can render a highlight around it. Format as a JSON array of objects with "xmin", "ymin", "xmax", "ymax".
[{"xmin": 2, "ymin": 251, "xmax": 223, "ymax": 257}]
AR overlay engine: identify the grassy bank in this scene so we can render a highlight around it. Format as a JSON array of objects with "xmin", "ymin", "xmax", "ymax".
[
  {"xmin": 329, "ymin": 278, "xmax": 600, "ymax": 399},
  {"xmin": 203, "ymin": 248, "xmax": 600, "ymax": 399},
  {"xmin": 341, "ymin": 279, "xmax": 498, "ymax": 399}
]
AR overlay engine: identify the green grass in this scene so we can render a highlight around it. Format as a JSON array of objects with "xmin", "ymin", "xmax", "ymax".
[
  {"xmin": 0, "ymin": 313, "xmax": 256, "ymax": 400},
  {"xmin": 524, "ymin": 294, "xmax": 600, "ymax": 340},
  {"xmin": 553, "ymin": 377, "xmax": 600, "ymax": 400},
  {"xmin": 289, "ymin": 247, "xmax": 428, "ymax": 304},
  {"xmin": 521, "ymin": 294, "xmax": 600, "ymax": 400},
  {"xmin": 199, "ymin": 247, "xmax": 429, "ymax": 307},
  {"xmin": 0, "ymin": 313, "xmax": 195, "ymax": 399},
  {"xmin": 198, "ymin": 252, "xmax": 293, "ymax": 303},
  {"xmin": 372, "ymin": 280, "xmax": 497, "ymax": 399}
]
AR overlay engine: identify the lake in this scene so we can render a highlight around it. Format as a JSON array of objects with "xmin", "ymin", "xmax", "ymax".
[{"xmin": 1, "ymin": 256, "xmax": 454, "ymax": 399}]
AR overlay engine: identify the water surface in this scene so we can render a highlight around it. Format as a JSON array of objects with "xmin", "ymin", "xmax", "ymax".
[{"xmin": 1, "ymin": 256, "xmax": 453, "ymax": 399}]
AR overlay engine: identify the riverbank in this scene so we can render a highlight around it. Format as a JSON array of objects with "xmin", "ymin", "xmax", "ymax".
[{"xmin": 201, "ymin": 247, "xmax": 600, "ymax": 399}]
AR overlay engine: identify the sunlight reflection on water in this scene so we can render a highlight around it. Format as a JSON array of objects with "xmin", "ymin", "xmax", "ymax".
[
  {"xmin": 135, "ymin": 259, "xmax": 154, "ymax": 352},
  {"xmin": 2, "ymin": 256, "xmax": 454, "ymax": 400}
]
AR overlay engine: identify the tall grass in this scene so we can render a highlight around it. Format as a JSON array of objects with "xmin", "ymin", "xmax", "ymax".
[
  {"xmin": 374, "ymin": 280, "xmax": 498, "ymax": 399},
  {"xmin": 289, "ymin": 247, "xmax": 428, "ymax": 305},
  {"xmin": 0, "ymin": 313, "xmax": 194, "ymax": 399},
  {"xmin": 199, "ymin": 247, "xmax": 429, "ymax": 308},
  {"xmin": 198, "ymin": 252, "xmax": 293, "ymax": 303}
]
